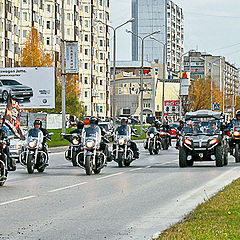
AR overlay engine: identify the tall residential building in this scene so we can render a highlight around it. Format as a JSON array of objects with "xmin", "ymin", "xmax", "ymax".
[
  {"xmin": 132, "ymin": 0, "xmax": 184, "ymax": 73},
  {"xmin": 0, "ymin": 0, "xmax": 110, "ymax": 117}
]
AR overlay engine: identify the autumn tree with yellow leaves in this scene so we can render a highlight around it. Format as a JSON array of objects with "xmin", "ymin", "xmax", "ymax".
[
  {"xmin": 189, "ymin": 77, "xmax": 223, "ymax": 111},
  {"xmin": 20, "ymin": 27, "xmax": 53, "ymax": 67}
]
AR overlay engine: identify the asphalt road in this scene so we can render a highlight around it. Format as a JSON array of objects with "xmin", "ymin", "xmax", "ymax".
[{"xmin": 1, "ymin": 142, "xmax": 240, "ymax": 240}]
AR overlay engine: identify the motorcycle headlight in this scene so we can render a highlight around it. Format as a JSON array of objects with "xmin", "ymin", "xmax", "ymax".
[
  {"xmin": 150, "ymin": 133, "xmax": 155, "ymax": 138},
  {"xmin": 29, "ymin": 141, "xmax": 36, "ymax": 148},
  {"xmin": 160, "ymin": 132, "xmax": 165, "ymax": 136},
  {"xmin": 118, "ymin": 138, "xmax": 125, "ymax": 145},
  {"xmin": 86, "ymin": 141, "xmax": 95, "ymax": 149},
  {"xmin": 233, "ymin": 131, "xmax": 240, "ymax": 137},
  {"xmin": 73, "ymin": 139, "xmax": 79, "ymax": 145},
  {"xmin": 209, "ymin": 138, "xmax": 218, "ymax": 145},
  {"xmin": 184, "ymin": 139, "xmax": 192, "ymax": 145}
]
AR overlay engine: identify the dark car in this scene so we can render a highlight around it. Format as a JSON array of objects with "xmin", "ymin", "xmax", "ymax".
[
  {"xmin": 179, "ymin": 110, "xmax": 228, "ymax": 168},
  {"xmin": 0, "ymin": 79, "xmax": 33, "ymax": 101}
]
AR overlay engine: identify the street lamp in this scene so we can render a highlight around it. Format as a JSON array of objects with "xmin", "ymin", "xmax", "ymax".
[
  {"xmin": 150, "ymin": 36, "xmax": 180, "ymax": 122},
  {"xmin": 96, "ymin": 18, "xmax": 135, "ymax": 125},
  {"xmin": 126, "ymin": 29, "xmax": 161, "ymax": 135}
]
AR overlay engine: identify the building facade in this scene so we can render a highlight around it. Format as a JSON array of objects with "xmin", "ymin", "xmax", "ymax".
[
  {"xmin": 0, "ymin": 0, "xmax": 110, "ymax": 117},
  {"xmin": 131, "ymin": 0, "xmax": 184, "ymax": 73}
]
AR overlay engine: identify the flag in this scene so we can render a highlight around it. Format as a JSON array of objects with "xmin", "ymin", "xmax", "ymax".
[{"xmin": 4, "ymin": 95, "xmax": 25, "ymax": 140}]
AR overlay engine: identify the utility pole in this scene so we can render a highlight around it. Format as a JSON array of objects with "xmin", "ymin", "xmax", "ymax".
[{"xmin": 61, "ymin": 0, "xmax": 66, "ymax": 133}]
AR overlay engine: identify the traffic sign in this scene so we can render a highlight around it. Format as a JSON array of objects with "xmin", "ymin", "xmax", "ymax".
[{"xmin": 214, "ymin": 104, "xmax": 220, "ymax": 111}]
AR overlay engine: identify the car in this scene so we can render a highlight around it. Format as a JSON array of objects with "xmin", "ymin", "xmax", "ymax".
[
  {"xmin": 169, "ymin": 122, "xmax": 179, "ymax": 138},
  {"xmin": 0, "ymin": 79, "xmax": 33, "ymax": 102},
  {"xmin": 179, "ymin": 110, "xmax": 228, "ymax": 168}
]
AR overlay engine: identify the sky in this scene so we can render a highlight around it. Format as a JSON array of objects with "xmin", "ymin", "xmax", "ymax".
[{"xmin": 110, "ymin": 0, "xmax": 240, "ymax": 67}]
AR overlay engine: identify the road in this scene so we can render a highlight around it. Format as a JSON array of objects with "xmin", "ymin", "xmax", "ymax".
[{"xmin": 0, "ymin": 142, "xmax": 240, "ymax": 240}]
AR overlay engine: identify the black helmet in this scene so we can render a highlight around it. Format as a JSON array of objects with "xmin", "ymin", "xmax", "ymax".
[
  {"xmin": 121, "ymin": 117, "xmax": 128, "ymax": 125},
  {"xmin": 89, "ymin": 117, "xmax": 99, "ymax": 125},
  {"xmin": 77, "ymin": 121, "xmax": 84, "ymax": 129},
  {"xmin": 34, "ymin": 119, "xmax": 42, "ymax": 127},
  {"xmin": 236, "ymin": 110, "xmax": 240, "ymax": 119}
]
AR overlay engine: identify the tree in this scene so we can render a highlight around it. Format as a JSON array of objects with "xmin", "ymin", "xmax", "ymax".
[
  {"xmin": 188, "ymin": 77, "xmax": 223, "ymax": 111},
  {"xmin": 20, "ymin": 27, "xmax": 53, "ymax": 67}
]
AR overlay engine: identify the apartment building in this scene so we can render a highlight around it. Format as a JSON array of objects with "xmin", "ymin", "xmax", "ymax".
[
  {"xmin": 0, "ymin": 0, "xmax": 110, "ymax": 117},
  {"xmin": 131, "ymin": 0, "xmax": 184, "ymax": 74}
]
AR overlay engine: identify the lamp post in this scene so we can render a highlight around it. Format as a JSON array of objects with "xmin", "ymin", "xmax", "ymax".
[
  {"xmin": 150, "ymin": 36, "xmax": 180, "ymax": 122},
  {"xmin": 126, "ymin": 30, "xmax": 161, "ymax": 135},
  {"xmin": 96, "ymin": 18, "xmax": 135, "ymax": 126}
]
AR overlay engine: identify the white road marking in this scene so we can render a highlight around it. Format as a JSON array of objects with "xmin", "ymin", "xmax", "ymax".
[
  {"xmin": 129, "ymin": 168, "xmax": 143, "ymax": 172},
  {"xmin": 0, "ymin": 195, "xmax": 36, "ymax": 206},
  {"xmin": 96, "ymin": 172, "xmax": 124, "ymax": 180},
  {"xmin": 145, "ymin": 165, "xmax": 152, "ymax": 168},
  {"xmin": 48, "ymin": 182, "xmax": 88, "ymax": 193}
]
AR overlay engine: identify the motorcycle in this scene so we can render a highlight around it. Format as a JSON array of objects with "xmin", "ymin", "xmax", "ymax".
[
  {"xmin": 62, "ymin": 133, "xmax": 82, "ymax": 166},
  {"xmin": 113, "ymin": 125, "xmax": 137, "ymax": 167},
  {"xmin": 159, "ymin": 127, "xmax": 171, "ymax": 150},
  {"xmin": 146, "ymin": 127, "xmax": 161, "ymax": 155},
  {"xmin": 20, "ymin": 129, "xmax": 52, "ymax": 174},
  {"xmin": 76, "ymin": 124, "xmax": 106, "ymax": 175},
  {"xmin": 0, "ymin": 140, "xmax": 9, "ymax": 186},
  {"xmin": 230, "ymin": 126, "xmax": 240, "ymax": 163}
]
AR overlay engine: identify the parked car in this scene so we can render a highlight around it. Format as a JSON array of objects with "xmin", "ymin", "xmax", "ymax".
[
  {"xmin": 0, "ymin": 79, "xmax": 33, "ymax": 102},
  {"xmin": 169, "ymin": 122, "xmax": 179, "ymax": 138}
]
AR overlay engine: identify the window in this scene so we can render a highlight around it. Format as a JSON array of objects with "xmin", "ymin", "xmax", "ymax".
[
  {"xmin": 47, "ymin": 4, "xmax": 51, "ymax": 12},
  {"xmin": 85, "ymin": 20, "xmax": 88, "ymax": 28},
  {"xmin": 23, "ymin": 30, "xmax": 27, "ymax": 38},
  {"xmin": 23, "ymin": 12, "xmax": 27, "ymax": 21},
  {"xmin": 100, "ymin": 106, "xmax": 103, "ymax": 113},
  {"xmin": 100, "ymin": 53, "xmax": 103, "ymax": 60},
  {"xmin": 85, "ymin": 34, "xmax": 88, "ymax": 41},
  {"xmin": 100, "ymin": 80, "xmax": 103, "ymax": 85},
  {"xmin": 46, "ymin": 37, "xmax": 50, "ymax": 45},
  {"xmin": 85, "ymin": 91, "xmax": 88, "ymax": 98},
  {"xmin": 67, "ymin": 13, "xmax": 70, "ymax": 20},
  {"xmin": 100, "ymin": 93, "xmax": 103, "ymax": 99},
  {"xmin": 46, "ymin": 21, "xmax": 50, "ymax": 29},
  {"xmin": 84, "ymin": 49, "xmax": 88, "ymax": 55},
  {"xmin": 23, "ymin": 0, "xmax": 27, "ymax": 3},
  {"xmin": 100, "ymin": 66, "xmax": 103, "ymax": 72},
  {"xmin": 85, "ymin": 6, "xmax": 88, "ymax": 12},
  {"xmin": 84, "ymin": 77, "xmax": 88, "ymax": 84},
  {"xmin": 123, "ymin": 109, "xmax": 130, "ymax": 115},
  {"xmin": 100, "ymin": 40, "xmax": 103, "ymax": 46},
  {"xmin": 67, "ymin": 0, "xmax": 70, "ymax": 4},
  {"xmin": 85, "ymin": 106, "xmax": 87, "ymax": 112},
  {"xmin": 99, "ymin": 0, "xmax": 103, "ymax": 6},
  {"xmin": 67, "ymin": 28, "xmax": 70, "ymax": 35},
  {"xmin": 99, "ymin": 13, "xmax": 102, "ymax": 19},
  {"xmin": 85, "ymin": 63, "xmax": 88, "ymax": 69}
]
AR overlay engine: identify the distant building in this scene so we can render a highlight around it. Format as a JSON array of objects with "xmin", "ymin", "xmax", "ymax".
[{"xmin": 131, "ymin": 0, "xmax": 184, "ymax": 73}]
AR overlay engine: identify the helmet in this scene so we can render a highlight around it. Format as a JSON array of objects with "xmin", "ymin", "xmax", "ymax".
[
  {"xmin": 89, "ymin": 117, "xmax": 99, "ymax": 125},
  {"xmin": 0, "ymin": 115, "xmax": 4, "ymax": 120},
  {"xmin": 121, "ymin": 117, "xmax": 128, "ymax": 125},
  {"xmin": 77, "ymin": 121, "xmax": 84, "ymax": 129},
  {"xmin": 34, "ymin": 119, "xmax": 42, "ymax": 127},
  {"xmin": 236, "ymin": 110, "xmax": 240, "ymax": 120}
]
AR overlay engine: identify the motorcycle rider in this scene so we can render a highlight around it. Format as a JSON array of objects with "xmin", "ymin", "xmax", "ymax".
[
  {"xmin": 70, "ymin": 121, "xmax": 84, "ymax": 135},
  {"xmin": 229, "ymin": 110, "xmax": 240, "ymax": 155},
  {"xmin": 115, "ymin": 118, "xmax": 139, "ymax": 159},
  {"xmin": 33, "ymin": 120, "xmax": 51, "ymax": 162},
  {"xmin": 160, "ymin": 120, "xmax": 172, "ymax": 146},
  {"xmin": 0, "ymin": 115, "xmax": 16, "ymax": 171},
  {"xmin": 89, "ymin": 117, "xmax": 112, "ymax": 162}
]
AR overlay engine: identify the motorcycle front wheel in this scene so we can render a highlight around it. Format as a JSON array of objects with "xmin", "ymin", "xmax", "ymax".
[
  {"xmin": 27, "ymin": 154, "xmax": 34, "ymax": 174},
  {"xmin": 85, "ymin": 155, "xmax": 92, "ymax": 175},
  {"xmin": 118, "ymin": 152, "xmax": 124, "ymax": 167}
]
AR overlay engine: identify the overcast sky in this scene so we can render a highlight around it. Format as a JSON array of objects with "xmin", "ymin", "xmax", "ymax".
[{"xmin": 110, "ymin": 0, "xmax": 240, "ymax": 67}]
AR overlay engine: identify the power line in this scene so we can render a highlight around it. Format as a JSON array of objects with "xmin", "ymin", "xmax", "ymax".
[
  {"xmin": 185, "ymin": 11, "xmax": 240, "ymax": 19},
  {"xmin": 210, "ymin": 42, "xmax": 240, "ymax": 52}
]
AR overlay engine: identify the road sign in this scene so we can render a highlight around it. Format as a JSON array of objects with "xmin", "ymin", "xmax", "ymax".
[
  {"xmin": 214, "ymin": 104, "xmax": 220, "ymax": 111},
  {"xmin": 66, "ymin": 41, "xmax": 78, "ymax": 74}
]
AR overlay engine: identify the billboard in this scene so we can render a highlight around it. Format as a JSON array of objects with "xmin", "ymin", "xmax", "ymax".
[
  {"xmin": 0, "ymin": 67, "xmax": 55, "ymax": 109},
  {"xmin": 66, "ymin": 41, "xmax": 78, "ymax": 74}
]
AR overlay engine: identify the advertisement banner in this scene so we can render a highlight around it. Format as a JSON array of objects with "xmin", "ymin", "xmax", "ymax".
[
  {"xmin": 0, "ymin": 67, "xmax": 55, "ymax": 109},
  {"xmin": 66, "ymin": 41, "xmax": 78, "ymax": 74}
]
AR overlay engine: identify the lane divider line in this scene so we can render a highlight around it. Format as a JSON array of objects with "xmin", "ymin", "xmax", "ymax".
[
  {"xmin": 145, "ymin": 165, "xmax": 152, "ymax": 168},
  {"xmin": 129, "ymin": 168, "xmax": 143, "ymax": 172},
  {"xmin": 48, "ymin": 182, "xmax": 88, "ymax": 193},
  {"xmin": 96, "ymin": 172, "xmax": 124, "ymax": 180},
  {"xmin": 0, "ymin": 195, "xmax": 36, "ymax": 206}
]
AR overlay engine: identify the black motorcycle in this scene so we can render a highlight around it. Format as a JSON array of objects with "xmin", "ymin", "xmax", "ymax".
[
  {"xmin": 20, "ymin": 129, "xmax": 52, "ymax": 174},
  {"xmin": 76, "ymin": 124, "xmax": 106, "ymax": 175},
  {"xmin": 158, "ymin": 127, "xmax": 171, "ymax": 150},
  {"xmin": 0, "ymin": 140, "xmax": 9, "ymax": 186},
  {"xmin": 146, "ymin": 127, "xmax": 161, "ymax": 155},
  {"xmin": 230, "ymin": 125, "xmax": 240, "ymax": 163},
  {"xmin": 113, "ymin": 125, "xmax": 137, "ymax": 167},
  {"xmin": 62, "ymin": 133, "xmax": 82, "ymax": 166}
]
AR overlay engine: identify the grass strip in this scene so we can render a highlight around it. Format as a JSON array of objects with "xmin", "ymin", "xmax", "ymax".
[
  {"xmin": 156, "ymin": 178, "xmax": 240, "ymax": 240},
  {"xmin": 47, "ymin": 128, "xmax": 74, "ymax": 147}
]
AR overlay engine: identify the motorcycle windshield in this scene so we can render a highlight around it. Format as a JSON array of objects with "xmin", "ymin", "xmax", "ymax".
[
  {"xmin": 84, "ymin": 124, "xmax": 101, "ymax": 145},
  {"xmin": 148, "ymin": 127, "xmax": 157, "ymax": 134},
  {"xmin": 116, "ymin": 125, "xmax": 131, "ymax": 140},
  {"xmin": 27, "ymin": 128, "xmax": 41, "ymax": 145}
]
